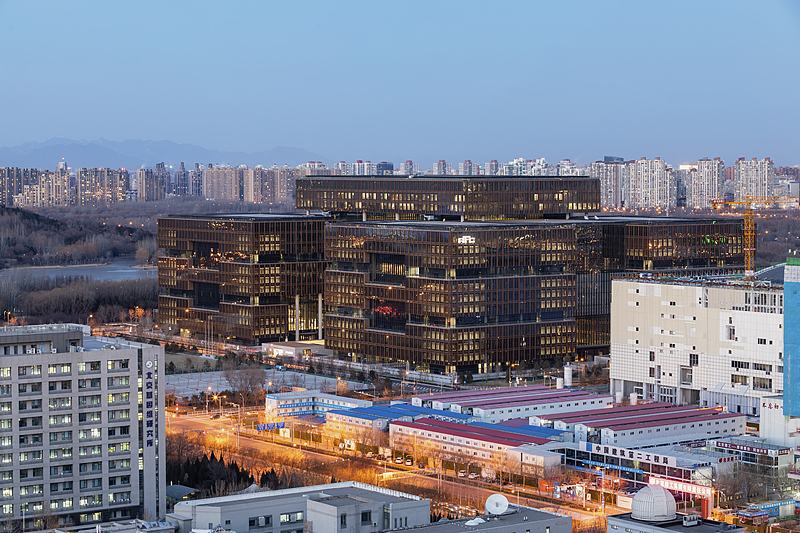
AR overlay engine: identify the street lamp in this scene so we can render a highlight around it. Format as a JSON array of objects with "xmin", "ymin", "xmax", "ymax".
[{"xmin": 206, "ymin": 386, "xmax": 212, "ymax": 413}]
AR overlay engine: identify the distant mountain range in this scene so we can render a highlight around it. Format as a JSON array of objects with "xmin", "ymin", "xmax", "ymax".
[{"xmin": 0, "ymin": 138, "xmax": 331, "ymax": 170}]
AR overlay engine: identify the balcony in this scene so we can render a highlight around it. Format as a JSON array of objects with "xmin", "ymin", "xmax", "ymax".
[
  {"xmin": 19, "ymin": 441, "xmax": 44, "ymax": 449},
  {"xmin": 80, "ymin": 501, "xmax": 103, "ymax": 509}
]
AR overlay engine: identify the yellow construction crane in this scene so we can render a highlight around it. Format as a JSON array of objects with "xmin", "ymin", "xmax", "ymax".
[{"xmin": 711, "ymin": 196, "xmax": 799, "ymax": 280}]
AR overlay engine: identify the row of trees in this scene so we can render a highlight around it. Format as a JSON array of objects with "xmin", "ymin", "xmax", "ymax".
[{"xmin": 0, "ymin": 274, "xmax": 157, "ymax": 324}]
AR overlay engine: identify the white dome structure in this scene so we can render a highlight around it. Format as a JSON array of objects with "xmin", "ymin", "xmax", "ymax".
[{"xmin": 630, "ymin": 485, "xmax": 677, "ymax": 522}]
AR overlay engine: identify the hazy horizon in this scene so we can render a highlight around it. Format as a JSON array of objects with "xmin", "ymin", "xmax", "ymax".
[{"xmin": 1, "ymin": 1, "xmax": 798, "ymax": 166}]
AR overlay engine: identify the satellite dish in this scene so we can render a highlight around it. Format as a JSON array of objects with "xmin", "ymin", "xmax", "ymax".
[{"xmin": 485, "ymin": 493, "xmax": 509, "ymax": 515}]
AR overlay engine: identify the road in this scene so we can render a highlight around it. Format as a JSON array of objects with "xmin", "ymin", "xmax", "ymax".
[
  {"xmin": 170, "ymin": 414, "xmax": 340, "ymax": 464},
  {"xmin": 170, "ymin": 413, "xmax": 604, "ymax": 522}
]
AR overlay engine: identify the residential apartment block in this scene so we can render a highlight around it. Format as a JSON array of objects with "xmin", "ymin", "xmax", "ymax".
[
  {"xmin": 686, "ymin": 158, "xmax": 725, "ymax": 209},
  {"xmin": 734, "ymin": 157, "xmax": 775, "ymax": 198},
  {"xmin": 624, "ymin": 158, "xmax": 676, "ymax": 210}
]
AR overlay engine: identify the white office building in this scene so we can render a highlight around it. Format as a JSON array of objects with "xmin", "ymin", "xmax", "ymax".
[
  {"xmin": 0, "ymin": 325, "xmax": 165, "ymax": 529},
  {"xmin": 610, "ymin": 277, "xmax": 784, "ymax": 415}
]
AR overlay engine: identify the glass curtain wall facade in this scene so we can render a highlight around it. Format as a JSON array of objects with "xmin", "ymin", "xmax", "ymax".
[
  {"xmin": 325, "ymin": 221, "xmax": 577, "ymax": 374},
  {"xmin": 296, "ymin": 176, "xmax": 600, "ymax": 220},
  {"xmin": 325, "ymin": 218, "xmax": 744, "ymax": 371},
  {"xmin": 157, "ymin": 214, "xmax": 328, "ymax": 346}
]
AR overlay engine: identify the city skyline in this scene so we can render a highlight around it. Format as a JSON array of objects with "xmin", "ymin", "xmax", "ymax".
[{"xmin": 0, "ymin": 1, "xmax": 798, "ymax": 166}]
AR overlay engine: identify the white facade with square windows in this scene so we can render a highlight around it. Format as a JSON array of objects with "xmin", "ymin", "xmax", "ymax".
[
  {"xmin": 610, "ymin": 278, "xmax": 783, "ymax": 416},
  {"xmin": 0, "ymin": 325, "xmax": 165, "ymax": 529}
]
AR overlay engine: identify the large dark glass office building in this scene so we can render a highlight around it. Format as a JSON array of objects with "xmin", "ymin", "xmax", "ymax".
[
  {"xmin": 296, "ymin": 175, "xmax": 601, "ymax": 220},
  {"xmin": 323, "ymin": 218, "xmax": 744, "ymax": 373},
  {"xmin": 297, "ymin": 175, "xmax": 745, "ymax": 373},
  {"xmin": 157, "ymin": 214, "xmax": 328, "ymax": 346}
]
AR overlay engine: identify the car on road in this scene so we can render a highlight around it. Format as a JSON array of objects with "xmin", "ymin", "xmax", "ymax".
[
  {"xmin": 468, "ymin": 472, "xmax": 478, "ymax": 479},
  {"xmin": 458, "ymin": 470, "xmax": 466, "ymax": 477},
  {"xmin": 366, "ymin": 452, "xmax": 374, "ymax": 458},
  {"xmin": 395, "ymin": 457, "xmax": 404, "ymax": 464},
  {"xmin": 210, "ymin": 414, "xmax": 221, "ymax": 419},
  {"xmin": 405, "ymin": 459, "xmax": 413, "ymax": 466}
]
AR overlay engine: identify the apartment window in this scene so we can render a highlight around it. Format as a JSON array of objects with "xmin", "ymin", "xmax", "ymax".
[
  {"xmin": 361, "ymin": 511, "xmax": 372, "ymax": 524},
  {"xmin": 340, "ymin": 514, "xmax": 347, "ymax": 528},
  {"xmin": 689, "ymin": 354, "xmax": 699, "ymax": 367},
  {"xmin": 758, "ymin": 338, "xmax": 767, "ymax": 345}
]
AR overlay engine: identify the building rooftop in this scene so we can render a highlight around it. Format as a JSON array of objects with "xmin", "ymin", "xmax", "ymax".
[
  {"xmin": 563, "ymin": 406, "xmax": 721, "ymax": 428},
  {"xmin": 0, "ymin": 323, "xmax": 84, "ymax": 338},
  {"xmin": 174, "ymin": 481, "xmax": 422, "ymax": 509},
  {"xmin": 328, "ymin": 403, "xmax": 476, "ymax": 422},
  {"xmin": 418, "ymin": 505, "xmax": 571, "ymax": 532},
  {"xmin": 327, "ymin": 216, "xmax": 742, "ymax": 229},
  {"xmin": 609, "ymin": 513, "xmax": 744, "ymax": 533},
  {"xmin": 454, "ymin": 390, "xmax": 610, "ymax": 409},
  {"xmin": 535, "ymin": 403, "xmax": 678, "ymax": 423},
  {"xmin": 603, "ymin": 411, "xmax": 744, "ymax": 432},
  {"xmin": 418, "ymin": 385, "xmax": 550, "ymax": 403},
  {"xmin": 392, "ymin": 418, "xmax": 551, "ymax": 446},
  {"xmin": 469, "ymin": 422, "xmax": 568, "ymax": 439},
  {"xmin": 161, "ymin": 212, "xmax": 329, "ymax": 221}
]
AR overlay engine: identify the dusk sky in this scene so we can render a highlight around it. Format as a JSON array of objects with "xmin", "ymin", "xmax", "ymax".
[{"xmin": 1, "ymin": 1, "xmax": 799, "ymax": 166}]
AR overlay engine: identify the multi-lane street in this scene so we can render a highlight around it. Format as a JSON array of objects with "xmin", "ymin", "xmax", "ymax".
[{"xmin": 170, "ymin": 412, "xmax": 603, "ymax": 522}]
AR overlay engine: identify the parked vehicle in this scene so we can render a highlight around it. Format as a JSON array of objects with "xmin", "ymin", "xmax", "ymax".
[
  {"xmin": 395, "ymin": 457, "xmax": 404, "ymax": 464},
  {"xmin": 458, "ymin": 470, "xmax": 466, "ymax": 477},
  {"xmin": 405, "ymin": 459, "xmax": 413, "ymax": 466}
]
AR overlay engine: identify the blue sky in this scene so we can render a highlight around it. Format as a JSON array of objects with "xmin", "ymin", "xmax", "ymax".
[{"xmin": 1, "ymin": 0, "xmax": 799, "ymax": 166}]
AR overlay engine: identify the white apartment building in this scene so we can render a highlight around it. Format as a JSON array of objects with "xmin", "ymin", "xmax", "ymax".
[
  {"xmin": 398, "ymin": 161, "xmax": 419, "ymax": 175},
  {"xmin": 555, "ymin": 159, "xmax": 580, "ymax": 176},
  {"xmin": 687, "ymin": 158, "xmax": 725, "ymax": 209},
  {"xmin": 483, "ymin": 160, "xmax": 500, "ymax": 176},
  {"xmin": 432, "ymin": 160, "xmax": 452, "ymax": 175},
  {"xmin": 734, "ymin": 157, "xmax": 774, "ymax": 198},
  {"xmin": 0, "ymin": 325, "xmax": 165, "ymax": 530},
  {"xmin": 624, "ymin": 158, "xmax": 676, "ymax": 210},
  {"xmin": 458, "ymin": 160, "xmax": 477, "ymax": 176},
  {"xmin": 610, "ymin": 277, "xmax": 783, "ymax": 416},
  {"xmin": 590, "ymin": 160, "xmax": 625, "ymax": 209}
]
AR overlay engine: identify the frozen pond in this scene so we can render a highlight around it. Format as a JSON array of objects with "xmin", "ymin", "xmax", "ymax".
[{"xmin": 0, "ymin": 258, "xmax": 157, "ymax": 282}]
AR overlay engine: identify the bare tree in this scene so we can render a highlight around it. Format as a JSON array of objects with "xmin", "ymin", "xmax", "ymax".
[{"xmin": 223, "ymin": 362, "xmax": 267, "ymax": 406}]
